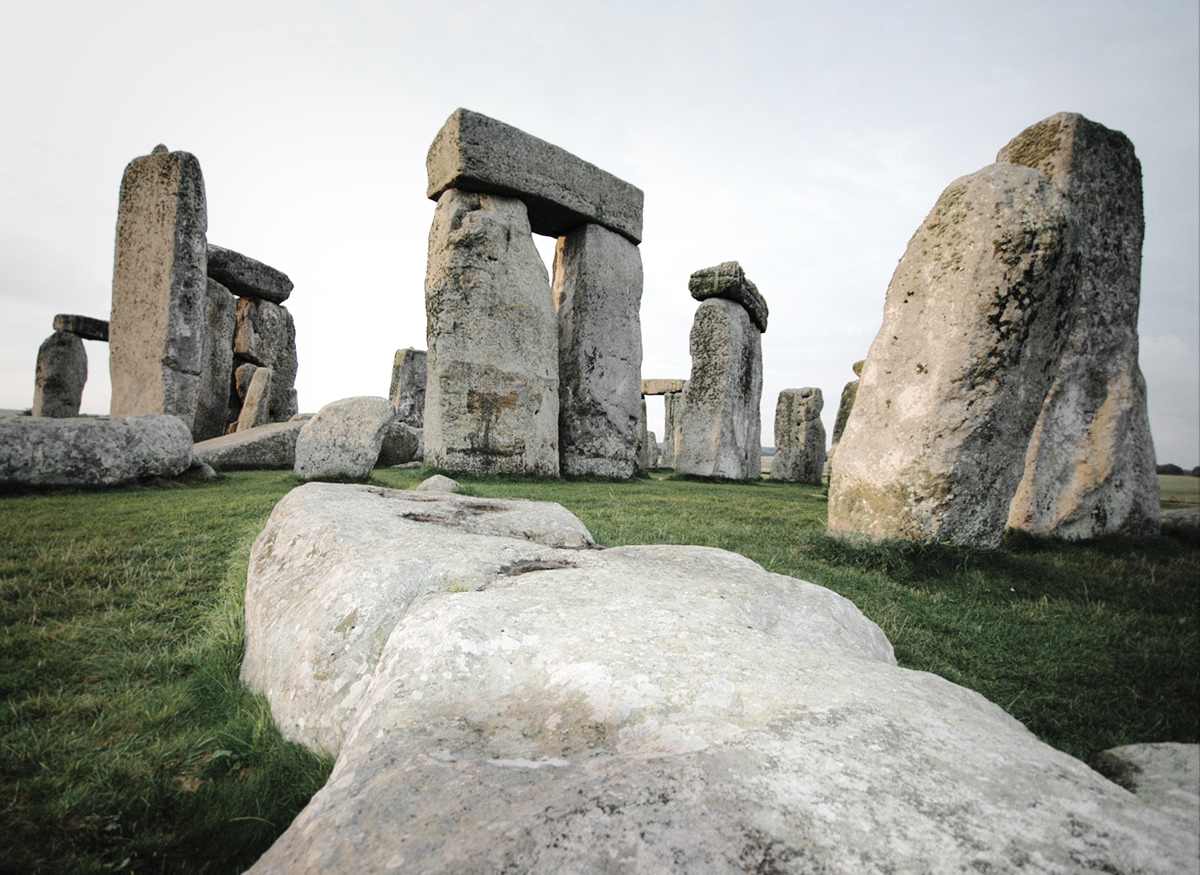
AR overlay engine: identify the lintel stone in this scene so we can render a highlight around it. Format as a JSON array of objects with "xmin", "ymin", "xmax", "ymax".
[
  {"xmin": 53, "ymin": 314, "xmax": 109, "ymax": 342},
  {"xmin": 641, "ymin": 379, "xmax": 685, "ymax": 396}
]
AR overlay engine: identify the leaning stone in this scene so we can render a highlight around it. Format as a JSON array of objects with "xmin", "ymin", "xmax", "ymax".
[
  {"xmin": 1001, "ymin": 113, "xmax": 1160, "ymax": 538},
  {"xmin": 389, "ymin": 348, "xmax": 427, "ymax": 427},
  {"xmin": 234, "ymin": 362, "xmax": 259, "ymax": 401},
  {"xmin": 675, "ymin": 299, "xmax": 763, "ymax": 480},
  {"xmin": 194, "ymin": 420, "xmax": 305, "ymax": 470},
  {"xmin": 415, "ymin": 474, "xmax": 462, "ymax": 493},
  {"xmin": 424, "ymin": 190, "xmax": 559, "ymax": 476},
  {"xmin": 192, "ymin": 279, "xmax": 237, "ymax": 441},
  {"xmin": 770, "ymin": 387, "xmax": 826, "ymax": 484},
  {"xmin": 32, "ymin": 332, "xmax": 87, "ymax": 418},
  {"xmin": 427, "ymin": 108, "xmax": 644, "ymax": 243},
  {"xmin": 688, "ymin": 260, "xmax": 768, "ymax": 333},
  {"xmin": 641, "ymin": 378, "xmax": 684, "ymax": 395},
  {"xmin": 294, "ymin": 397, "xmax": 396, "ymax": 482},
  {"xmin": 109, "ymin": 147, "xmax": 207, "ymax": 424},
  {"xmin": 206, "ymin": 244, "xmax": 293, "ymax": 304},
  {"xmin": 237, "ymin": 367, "xmax": 274, "ymax": 432},
  {"xmin": 554, "ymin": 223, "xmax": 643, "ymax": 478},
  {"xmin": 53, "ymin": 314, "xmax": 109, "ymax": 341},
  {"xmin": 377, "ymin": 420, "xmax": 421, "ymax": 466},
  {"xmin": 828, "ymin": 164, "xmax": 1079, "ymax": 548},
  {"xmin": 0, "ymin": 415, "xmax": 193, "ymax": 488}
]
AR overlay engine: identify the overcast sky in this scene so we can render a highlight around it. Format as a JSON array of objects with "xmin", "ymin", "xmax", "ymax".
[{"xmin": 2, "ymin": 0, "xmax": 1197, "ymax": 465}]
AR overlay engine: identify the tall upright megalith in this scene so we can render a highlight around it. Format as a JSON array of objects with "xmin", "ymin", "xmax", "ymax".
[
  {"xmin": 109, "ymin": 145, "xmax": 208, "ymax": 423},
  {"xmin": 827, "ymin": 164, "xmax": 1079, "ymax": 548},
  {"xmin": 999, "ymin": 114, "xmax": 1160, "ymax": 538},
  {"xmin": 192, "ymin": 278, "xmax": 237, "ymax": 441},
  {"xmin": 32, "ymin": 331, "xmax": 87, "ymax": 418},
  {"xmin": 771, "ymin": 387, "xmax": 826, "ymax": 484}
]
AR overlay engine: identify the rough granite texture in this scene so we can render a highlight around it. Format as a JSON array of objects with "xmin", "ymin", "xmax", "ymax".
[
  {"xmin": 426, "ymin": 108, "xmax": 644, "ymax": 243},
  {"xmin": 32, "ymin": 331, "xmax": 87, "ymax": 418},
  {"xmin": 193, "ymin": 420, "xmax": 305, "ymax": 470},
  {"xmin": 828, "ymin": 164, "xmax": 1079, "ymax": 548},
  {"xmin": 206, "ymin": 244, "xmax": 293, "ymax": 304},
  {"xmin": 53, "ymin": 314, "xmax": 109, "ymax": 342},
  {"xmin": 688, "ymin": 261, "xmax": 768, "ymax": 333},
  {"xmin": 293, "ymin": 396, "xmax": 396, "ymax": 482},
  {"xmin": 770, "ymin": 387, "xmax": 826, "ymax": 484},
  {"xmin": 389, "ymin": 348, "xmax": 427, "ymax": 427}
]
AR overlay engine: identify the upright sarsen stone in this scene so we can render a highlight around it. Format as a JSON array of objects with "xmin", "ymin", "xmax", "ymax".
[
  {"xmin": 389, "ymin": 348, "xmax": 427, "ymax": 428},
  {"xmin": 424, "ymin": 189, "xmax": 559, "ymax": 476},
  {"xmin": 999, "ymin": 113, "xmax": 1160, "ymax": 538},
  {"xmin": 554, "ymin": 223, "xmax": 643, "ymax": 478},
  {"xmin": 109, "ymin": 146, "xmax": 207, "ymax": 425},
  {"xmin": 771, "ymin": 387, "xmax": 826, "ymax": 484},
  {"xmin": 828, "ymin": 164, "xmax": 1079, "ymax": 548},
  {"xmin": 192, "ymin": 278, "xmax": 237, "ymax": 441},
  {"xmin": 660, "ymin": 388, "xmax": 685, "ymax": 469},
  {"xmin": 32, "ymin": 332, "xmax": 87, "ymax": 418}
]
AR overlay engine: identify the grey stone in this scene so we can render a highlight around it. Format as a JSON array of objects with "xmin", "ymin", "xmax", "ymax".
[
  {"xmin": 1160, "ymin": 506, "xmax": 1200, "ymax": 540},
  {"xmin": 554, "ymin": 223, "xmax": 643, "ymax": 478},
  {"xmin": 192, "ymin": 278, "xmax": 237, "ymax": 441},
  {"xmin": 828, "ymin": 164, "xmax": 1079, "ymax": 548},
  {"xmin": 424, "ymin": 189, "xmax": 559, "ymax": 476},
  {"xmin": 194, "ymin": 419, "xmax": 305, "ymax": 470},
  {"xmin": 1095, "ymin": 743, "xmax": 1199, "ymax": 844},
  {"xmin": 234, "ymin": 362, "xmax": 259, "ymax": 401},
  {"xmin": 426, "ymin": 108, "xmax": 644, "ymax": 244},
  {"xmin": 32, "ymin": 331, "xmax": 87, "ymax": 418},
  {"xmin": 233, "ymin": 297, "xmax": 298, "ymax": 422},
  {"xmin": 660, "ymin": 388, "xmax": 685, "ymax": 469},
  {"xmin": 770, "ymin": 387, "xmax": 826, "ymax": 484},
  {"xmin": 634, "ymin": 397, "xmax": 650, "ymax": 475},
  {"xmin": 186, "ymin": 458, "xmax": 218, "ymax": 480},
  {"xmin": 377, "ymin": 420, "xmax": 421, "ymax": 466},
  {"xmin": 109, "ymin": 147, "xmax": 207, "ymax": 424},
  {"xmin": 830, "ymin": 375, "xmax": 860, "ymax": 447},
  {"xmin": 1001, "ymin": 113, "xmax": 1160, "ymax": 539},
  {"xmin": 0, "ymin": 414, "xmax": 193, "ymax": 488},
  {"xmin": 389, "ymin": 349, "xmax": 427, "ymax": 427},
  {"xmin": 206, "ymin": 244, "xmax": 293, "ymax": 303},
  {"xmin": 415, "ymin": 474, "xmax": 462, "ymax": 493},
  {"xmin": 237, "ymin": 367, "xmax": 274, "ymax": 432},
  {"xmin": 53, "ymin": 314, "xmax": 109, "ymax": 341},
  {"xmin": 641, "ymin": 378, "xmax": 685, "ymax": 395},
  {"xmin": 675, "ymin": 298, "xmax": 763, "ymax": 480},
  {"xmin": 688, "ymin": 261, "xmax": 768, "ymax": 333},
  {"xmin": 646, "ymin": 430, "xmax": 658, "ymax": 469},
  {"xmin": 294, "ymin": 396, "xmax": 396, "ymax": 482}
]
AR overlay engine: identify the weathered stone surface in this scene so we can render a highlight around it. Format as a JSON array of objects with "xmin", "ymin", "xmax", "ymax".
[
  {"xmin": 233, "ymin": 297, "xmax": 298, "ymax": 421},
  {"xmin": 660, "ymin": 388, "xmax": 685, "ymax": 469},
  {"xmin": 388, "ymin": 349, "xmax": 426, "ymax": 427},
  {"xmin": 634, "ymin": 397, "xmax": 650, "ymax": 475},
  {"xmin": 206, "ymin": 244, "xmax": 293, "ymax": 303},
  {"xmin": 243, "ymin": 486, "xmax": 1192, "ymax": 874},
  {"xmin": 675, "ymin": 299, "xmax": 763, "ymax": 480},
  {"xmin": 1160, "ymin": 506, "xmax": 1200, "ymax": 540},
  {"xmin": 109, "ymin": 147, "xmax": 207, "ymax": 423},
  {"xmin": 1095, "ymin": 743, "xmax": 1200, "ymax": 847},
  {"xmin": 294, "ymin": 397, "xmax": 396, "ymax": 482},
  {"xmin": 377, "ymin": 420, "xmax": 421, "ymax": 466},
  {"xmin": 194, "ymin": 419, "xmax": 305, "ymax": 470},
  {"xmin": 554, "ymin": 223, "xmax": 643, "ymax": 478},
  {"xmin": 53, "ymin": 314, "xmax": 109, "ymax": 341},
  {"xmin": 0, "ymin": 415, "xmax": 193, "ymax": 487},
  {"xmin": 415, "ymin": 474, "xmax": 462, "ymax": 493},
  {"xmin": 646, "ymin": 430, "xmax": 658, "ymax": 469},
  {"xmin": 641, "ymin": 378, "xmax": 684, "ymax": 395},
  {"xmin": 1000, "ymin": 113, "xmax": 1160, "ymax": 539},
  {"xmin": 828, "ymin": 164, "xmax": 1079, "ymax": 548},
  {"xmin": 192, "ymin": 279, "xmax": 237, "ymax": 441},
  {"xmin": 234, "ymin": 362, "xmax": 259, "ymax": 401},
  {"xmin": 770, "ymin": 387, "xmax": 826, "ymax": 484},
  {"xmin": 32, "ymin": 332, "xmax": 86, "ymax": 418},
  {"xmin": 830, "ymin": 374, "xmax": 860, "ymax": 447},
  {"xmin": 427, "ymin": 108, "xmax": 644, "ymax": 244},
  {"xmin": 424, "ymin": 190, "xmax": 559, "ymax": 476},
  {"xmin": 688, "ymin": 261, "xmax": 768, "ymax": 333},
  {"xmin": 237, "ymin": 367, "xmax": 274, "ymax": 432}
]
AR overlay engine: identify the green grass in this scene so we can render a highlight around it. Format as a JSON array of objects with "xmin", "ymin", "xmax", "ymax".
[
  {"xmin": 2, "ymin": 468, "xmax": 1197, "ymax": 873},
  {"xmin": 1160, "ymin": 473, "xmax": 1200, "ymax": 510}
]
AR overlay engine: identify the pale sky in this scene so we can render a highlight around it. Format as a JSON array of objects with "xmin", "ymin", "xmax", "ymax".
[{"xmin": 2, "ymin": 0, "xmax": 1197, "ymax": 466}]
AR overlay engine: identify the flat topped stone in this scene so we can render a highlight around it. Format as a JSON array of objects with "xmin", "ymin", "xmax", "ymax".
[
  {"xmin": 426, "ymin": 108, "xmax": 644, "ymax": 244},
  {"xmin": 53, "ymin": 314, "xmax": 109, "ymax": 341},
  {"xmin": 688, "ymin": 261, "xmax": 768, "ymax": 332},
  {"xmin": 207, "ymin": 244, "xmax": 293, "ymax": 304},
  {"xmin": 641, "ymin": 379, "xmax": 685, "ymax": 395}
]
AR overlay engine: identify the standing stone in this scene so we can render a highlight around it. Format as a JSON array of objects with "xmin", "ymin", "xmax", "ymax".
[
  {"xmin": 424, "ymin": 189, "xmax": 559, "ymax": 476},
  {"xmin": 32, "ymin": 332, "xmax": 87, "ymax": 418},
  {"xmin": 192, "ymin": 278, "xmax": 237, "ymax": 441},
  {"xmin": 1000, "ymin": 113, "xmax": 1160, "ymax": 538},
  {"xmin": 554, "ymin": 223, "xmax": 643, "ymax": 478},
  {"xmin": 771, "ymin": 387, "xmax": 826, "ymax": 484},
  {"xmin": 294, "ymin": 397, "xmax": 396, "ymax": 482},
  {"xmin": 688, "ymin": 260, "xmax": 768, "ymax": 332},
  {"xmin": 233, "ymin": 297, "xmax": 298, "ymax": 422},
  {"xmin": 389, "ymin": 349, "xmax": 427, "ymax": 427},
  {"xmin": 206, "ymin": 244, "xmax": 293, "ymax": 303},
  {"xmin": 377, "ymin": 420, "xmax": 422, "ymax": 466},
  {"xmin": 675, "ymin": 299, "xmax": 763, "ymax": 480},
  {"xmin": 660, "ymin": 388, "xmax": 685, "ymax": 469},
  {"xmin": 53, "ymin": 314, "xmax": 109, "ymax": 341},
  {"xmin": 237, "ymin": 367, "xmax": 274, "ymax": 432},
  {"xmin": 109, "ymin": 146, "xmax": 207, "ymax": 426},
  {"xmin": 634, "ymin": 398, "xmax": 650, "ymax": 475},
  {"xmin": 646, "ymin": 430, "xmax": 657, "ymax": 469},
  {"xmin": 830, "ymin": 360, "xmax": 865, "ymax": 447},
  {"xmin": 828, "ymin": 164, "xmax": 1080, "ymax": 548}
]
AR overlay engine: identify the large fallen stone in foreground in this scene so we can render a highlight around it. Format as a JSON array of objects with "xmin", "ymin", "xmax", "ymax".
[
  {"xmin": 0, "ymin": 414, "xmax": 193, "ymax": 487},
  {"xmin": 293, "ymin": 396, "xmax": 396, "ymax": 481},
  {"xmin": 427, "ymin": 108, "xmax": 644, "ymax": 243},
  {"xmin": 828, "ymin": 164, "xmax": 1079, "ymax": 548},
  {"xmin": 194, "ymin": 419, "xmax": 305, "ymax": 470},
  {"xmin": 244, "ymin": 484, "xmax": 1193, "ymax": 873}
]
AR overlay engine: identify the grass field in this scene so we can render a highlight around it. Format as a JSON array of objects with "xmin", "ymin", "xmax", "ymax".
[{"xmin": 1, "ymin": 469, "xmax": 1196, "ymax": 874}]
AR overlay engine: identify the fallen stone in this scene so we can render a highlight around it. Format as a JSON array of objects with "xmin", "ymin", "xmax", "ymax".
[
  {"xmin": 770, "ymin": 387, "xmax": 826, "ymax": 484},
  {"xmin": 415, "ymin": 474, "xmax": 462, "ymax": 493},
  {"xmin": 1002, "ymin": 113, "xmax": 1161, "ymax": 539},
  {"xmin": 828, "ymin": 163, "xmax": 1079, "ymax": 548},
  {"xmin": 194, "ymin": 419, "xmax": 305, "ymax": 470},
  {"xmin": 192, "ymin": 279, "xmax": 237, "ymax": 441},
  {"xmin": 237, "ymin": 367, "xmax": 274, "ymax": 431},
  {"xmin": 424, "ymin": 189, "xmax": 559, "ymax": 476},
  {"xmin": 186, "ymin": 458, "xmax": 218, "ymax": 480},
  {"xmin": 32, "ymin": 331, "xmax": 87, "ymax": 418},
  {"xmin": 389, "ymin": 348, "xmax": 427, "ymax": 427},
  {"xmin": 206, "ymin": 244, "xmax": 293, "ymax": 304},
  {"xmin": 675, "ymin": 298, "xmax": 763, "ymax": 480},
  {"xmin": 109, "ymin": 147, "xmax": 207, "ymax": 423},
  {"xmin": 427, "ymin": 108, "xmax": 644, "ymax": 243},
  {"xmin": 554, "ymin": 223, "xmax": 643, "ymax": 478},
  {"xmin": 0, "ymin": 415, "xmax": 193, "ymax": 488},
  {"xmin": 688, "ymin": 261, "xmax": 768, "ymax": 333},
  {"xmin": 1160, "ymin": 507, "xmax": 1199, "ymax": 541},
  {"xmin": 53, "ymin": 314, "xmax": 109, "ymax": 341},
  {"xmin": 294, "ymin": 396, "xmax": 396, "ymax": 481},
  {"xmin": 641, "ymin": 379, "xmax": 685, "ymax": 395},
  {"xmin": 1093, "ymin": 743, "xmax": 1199, "ymax": 845},
  {"xmin": 377, "ymin": 420, "xmax": 421, "ymax": 466}
]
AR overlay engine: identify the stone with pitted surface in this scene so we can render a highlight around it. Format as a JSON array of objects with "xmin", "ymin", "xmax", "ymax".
[
  {"xmin": 207, "ymin": 244, "xmax": 293, "ymax": 304},
  {"xmin": 53, "ymin": 314, "xmax": 109, "ymax": 342},
  {"xmin": 389, "ymin": 349, "xmax": 427, "ymax": 427},
  {"xmin": 770, "ymin": 387, "xmax": 825, "ymax": 484},
  {"xmin": 193, "ymin": 279, "xmax": 237, "ymax": 441},
  {"xmin": 32, "ymin": 332, "xmax": 87, "ymax": 418},
  {"xmin": 688, "ymin": 261, "xmax": 768, "ymax": 333},
  {"xmin": 294, "ymin": 397, "xmax": 396, "ymax": 482}
]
